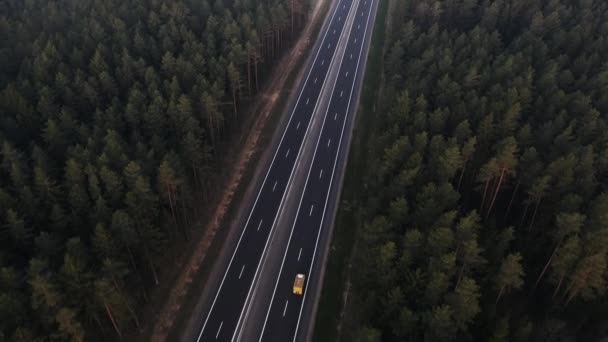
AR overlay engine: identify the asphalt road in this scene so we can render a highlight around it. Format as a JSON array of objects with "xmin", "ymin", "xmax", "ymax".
[
  {"xmin": 257, "ymin": 0, "xmax": 377, "ymax": 340},
  {"xmin": 193, "ymin": 0, "xmax": 357, "ymax": 340}
]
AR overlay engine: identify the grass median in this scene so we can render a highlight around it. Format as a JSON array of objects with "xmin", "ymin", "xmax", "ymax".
[{"xmin": 312, "ymin": 0, "xmax": 389, "ymax": 340}]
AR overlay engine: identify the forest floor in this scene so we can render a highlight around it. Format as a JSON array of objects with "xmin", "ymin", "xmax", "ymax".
[
  {"xmin": 134, "ymin": 1, "xmax": 329, "ymax": 341},
  {"xmin": 312, "ymin": 0, "xmax": 390, "ymax": 340}
]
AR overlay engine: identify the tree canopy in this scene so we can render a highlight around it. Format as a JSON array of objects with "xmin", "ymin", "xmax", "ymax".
[
  {"xmin": 347, "ymin": 0, "xmax": 608, "ymax": 340},
  {"xmin": 0, "ymin": 0, "xmax": 308, "ymax": 339}
]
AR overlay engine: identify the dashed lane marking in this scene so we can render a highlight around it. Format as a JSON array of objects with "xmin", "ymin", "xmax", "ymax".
[
  {"xmin": 215, "ymin": 322, "xmax": 223, "ymax": 339},
  {"xmin": 282, "ymin": 301, "xmax": 289, "ymax": 317}
]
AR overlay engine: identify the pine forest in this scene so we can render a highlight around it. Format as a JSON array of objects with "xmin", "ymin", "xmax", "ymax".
[
  {"xmin": 0, "ymin": 0, "xmax": 308, "ymax": 340},
  {"xmin": 346, "ymin": 0, "xmax": 608, "ymax": 341}
]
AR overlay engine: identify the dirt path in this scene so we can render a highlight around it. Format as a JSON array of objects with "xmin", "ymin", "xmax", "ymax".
[{"xmin": 148, "ymin": 2, "xmax": 327, "ymax": 341}]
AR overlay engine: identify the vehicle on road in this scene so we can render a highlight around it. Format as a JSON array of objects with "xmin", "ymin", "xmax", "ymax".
[{"xmin": 293, "ymin": 274, "xmax": 306, "ymax": 295}]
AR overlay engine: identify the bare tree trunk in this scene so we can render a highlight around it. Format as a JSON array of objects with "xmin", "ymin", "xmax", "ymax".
[
  {"xmin": 105, "ymin": 302, "xmax": 123, "ymax": 341},
  {"xmin": 519, "ymin": 201, "xmax": 530, "ymax": 228},
  {"xmin": 232, "ymin": 88, "xmax": 238, "ymax": 118},
  {"xmin": 495, "ymin": 287, "xmax": 505, "ymax": 305},
  {"xmin": 192, "ymin": 163, "xmax": 199, "ymax": 190},
  {"xmin": 254, "ymin": 53, "xmax": 259, "ymax": 91},
  {"xmin": 528, "ymin": 198, "xmax": 542, "ymax": 230},
  {"xmin": 143, "ymin": 248, "xmax": 159, "ymax": 286},
  {"xmin": 504, "ymin": 181, "xmax": 520, "ymax": 220},
  {"xmin": 167, "ymin": 185, "xmax": 177, "ymax": 226},
  {"xmin": 126, "ymin": 302, "xmax": 141, "ymax": 330},
  {"xmin": 93, "ymin": 313, "xmax": 106, "ymax": 335},
  {"xmin": 534, "ymin": 240, "xmax": 561, "ymax": 289},
  {"xmin": 457, "ymin": 160, "xmax": 467, "ymax": 192},
  {"xmin": 247, "ymin": 55, "xmax": 252, "ymax": 97},
  {"xmin": 564, "ymin": 268, "xmax": 591, "ymax": 305},
  {"xmin": 126, "ymin": 245, "xmax": 138, "ymax": 274},
  {"xmin": 487, "ymin": 168, "xmax": 506, "ymax": 218},
  {"xmin": 553, "ymin": 273, "xmax": 566, "ymax": 299},
  {"xmin": 456, "ymin": 263, "xmax": 466, "ymax": 289},
  {"xmin": 481, "ymin": 177, "xmax": 491, "ymax": 214}
]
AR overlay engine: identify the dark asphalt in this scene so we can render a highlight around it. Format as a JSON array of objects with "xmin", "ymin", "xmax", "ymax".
[
  {"xmin": 194, "ymin": 1, "xmax": 355, "ymax": 341},
  {"xmin": 259, "ymin": 0, "xmax": 376, "ymax": 340}
]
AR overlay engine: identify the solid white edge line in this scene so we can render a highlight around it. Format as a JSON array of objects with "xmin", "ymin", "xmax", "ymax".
[
  {"xmin": 232, "ymin": 0, "xmax": 353, "ymax": 340},
  {"xmin": 195, "ymin": 0, "xmax": 345, "ymax": 339},
  {"xmin": 258, "ymin": 0, "xmax": 365, "ymax": 340},
  {"xmin": 293, "ymin": 1, "xmax": 375, "ymax": 341}
]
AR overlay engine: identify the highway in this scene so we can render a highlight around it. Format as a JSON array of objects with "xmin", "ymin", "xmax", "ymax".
[
  {"xmin": 258, "ymin": 0, "xmax": 376, "ymax": 340},
  {"xmin": 192, "ymin": 0, "xmax": 357, "ymax": 340}
]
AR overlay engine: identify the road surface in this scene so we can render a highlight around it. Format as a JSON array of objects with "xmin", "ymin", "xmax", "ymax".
[
  {"xmin": 191, "ymin": 0, "xmax": 359, "ymax": 340},
  {"xmin": 257, "ymin": 0, "xmax": 377, "ymax": 340}
]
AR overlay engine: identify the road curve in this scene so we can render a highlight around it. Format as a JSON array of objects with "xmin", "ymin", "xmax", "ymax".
[{"xmin": 192, "ymin": 0, "xmax": 356, "ymax": 341}]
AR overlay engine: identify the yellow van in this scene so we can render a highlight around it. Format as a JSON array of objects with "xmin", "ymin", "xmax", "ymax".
[{"xmin": 293, "ymin": 274, "xmax": 306, "ymax": 295}]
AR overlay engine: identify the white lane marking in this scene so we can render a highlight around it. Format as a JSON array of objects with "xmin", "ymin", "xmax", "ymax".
[
  {"xmin": 298, "ymin": 248, "xmax": 302, "ymax": 261},
  {"xmin": 233, "ymin": 2, "xmax": 350, "ymax": 339},
  {"xmin": 346, "ymin": 71, "xmax": 349, "ymax": 77},
  {"xmin": 282, "ymin": 300, "xmax": 289, "ymax": 317},
  {"xmin": 334, "ymin": 112, "xmax": 338, "ymax": 120},
  {"xmin": 292, "ymin": 1, "xmax": 377, "ymax": 339},
  {"xmin": 273, "ymin": 181, "xmax": 278, "ymax": 192},
  {"xmin": 285, "ymin": 149, "xmax": 290, "ymax": 158},
  {"xmin": 327, "ymin": 138, "xmax": 331, "ymax": 147},
  {"xmin": 340, "ymin": 90, "xmax": 344, "ymax": 97},
  {"xmin": 309, "ymin": 205, "xmax": 314, "ymax": 216},
  {"xmin": 306, "ymin": 97, "xmax": 310, "ymax": 105},
  {"xmin": 350, "ymin": 53, "xmax": 353, "ymax": 59},
  {"xmin": 333, "ymin": 29, "xmax": 336, "ymax": 34},
  {"xmin": 296, "ymin": 121, "xmax": 301, "ymax": 130},
  {"xmin": 321, "ymin": 59, "xmax": 325, "ymax": 66},
  {"xmin": 257, "ymin": 219, "xmax": 263, "ymax": 231},
  {"xmin": 198, "ymin": 0, "xmax": 339, "ymax": 333},
  {"xmin": 355, "ymin": 38, "xmax": 357, "ymax": 43},
  {"xmin": 358, "ymin": 24, "xmax": 360, "ymax": 30},
  {"xmin": 239, "ymin": 265, "xmax": 246, "ymax": 279},
  {"xmin": 327, "ymin": 43, "xmax": 331, "ymax": 49},
  {"xmin": 361, "ymin": 11, "xmax": 363, "ymax": 16},
  {"xmin": 314, "ymin": 77, "xmax": 318, "ymax": 84},
  {"xmin": 215, "ymin": 321, "xmax": 223, "ymax": 339},
  {"xmin": 257, "ymin": 0, "xmax": 362, "ymax": 339},
  {"xmin": 338, "ymin": 16, "xmax": 341, "ymax": 21},
  {"xmin": 319, "ymin": 169, "xmax": 324, "ymax": 179}
]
